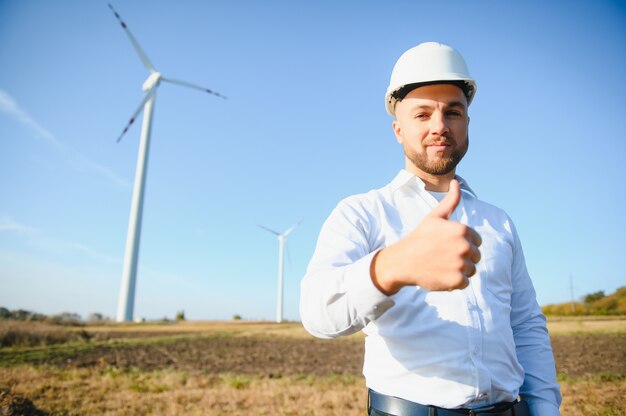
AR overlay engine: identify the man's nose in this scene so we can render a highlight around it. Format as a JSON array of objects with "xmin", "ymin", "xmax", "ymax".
[{"xmin": 430, "ymin": 112, "xmax": 449, "ymax": 136}]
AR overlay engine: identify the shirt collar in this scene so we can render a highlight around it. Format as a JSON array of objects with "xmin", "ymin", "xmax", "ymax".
[{"xmin": 390, "ymin": 169, "xmax": 477, "ymax": 198}]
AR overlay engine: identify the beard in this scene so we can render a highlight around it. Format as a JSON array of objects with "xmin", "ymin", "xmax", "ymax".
[{"xmin": 404, "ymin": 135, "xmax": 469, "ymax": 175}]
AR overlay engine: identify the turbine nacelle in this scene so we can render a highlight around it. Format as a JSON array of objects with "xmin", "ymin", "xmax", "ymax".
[{"xmin": 142, "ymin": 72, "xmax": 162, "ymax": 91}]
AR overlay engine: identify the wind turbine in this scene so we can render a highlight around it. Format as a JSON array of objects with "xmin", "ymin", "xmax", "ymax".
[
  {"xmin": 258, "ymin": 221, "xmax": 301, "ymax": 323},
  {"xmin": 109, "ymin": 4, "xmax": 226, "ymax": 322}
]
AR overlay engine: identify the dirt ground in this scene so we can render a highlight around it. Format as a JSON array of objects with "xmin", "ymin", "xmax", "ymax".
[
  {"xmin": 9, "ymin": 329, "xmax": 625, "ymax": 378},
  {"xmin": 27, "ymin": 335, "xmax": 366, "ymax": 377},
  {"xmin": 551, "ymin": 334, "xmax": 626, "ymax": 377}
]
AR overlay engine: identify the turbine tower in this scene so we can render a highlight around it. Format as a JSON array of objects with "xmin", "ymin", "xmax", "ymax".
[
  {"xmin": 259, "ymin": 221, "xmax": 301, "ymax": 323},
  {"xmin": 109, "ymin": 4, "xmax": 226, "ymax": 322}
]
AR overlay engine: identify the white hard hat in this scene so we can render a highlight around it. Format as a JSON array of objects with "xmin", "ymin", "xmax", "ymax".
[{"xmin": 385, "ymin": 42, "xmax": 477, "ymax": 116}]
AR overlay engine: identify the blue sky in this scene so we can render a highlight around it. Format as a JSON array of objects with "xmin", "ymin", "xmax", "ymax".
[{"xmin": 1, "ymin": 0, "xmax": 625, "ymax": 321}]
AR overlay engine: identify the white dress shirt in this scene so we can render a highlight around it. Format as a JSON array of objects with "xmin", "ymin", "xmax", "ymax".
[{"xmin": 300, "ymin": 170, "xmax": 561, "ymax": 415}]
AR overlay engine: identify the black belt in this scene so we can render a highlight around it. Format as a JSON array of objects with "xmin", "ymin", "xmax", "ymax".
[{"xmin": 368, "ymin": 389, "xmax": 530, "ymax": 416}]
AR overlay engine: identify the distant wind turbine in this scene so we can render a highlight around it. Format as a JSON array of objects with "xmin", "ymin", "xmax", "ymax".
[
  {"xmin": 258, "ymin": 221, "xmax": 301, "ymax": 323},
  {"xmin": 109, "ymin": 4, "xmax": 226, "ymax": 322}
]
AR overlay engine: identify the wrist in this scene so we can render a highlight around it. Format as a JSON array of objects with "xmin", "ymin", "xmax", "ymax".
[{"xmin": 370, "ymin": 248, "xmax": 404, "ymax": 296}]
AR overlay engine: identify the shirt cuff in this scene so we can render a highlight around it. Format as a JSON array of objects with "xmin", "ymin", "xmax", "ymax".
[{"xmin": 344, "ymin": 250, "xmax": 395, "ymax": 322}]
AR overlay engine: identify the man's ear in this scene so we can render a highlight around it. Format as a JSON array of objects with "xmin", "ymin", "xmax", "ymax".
[{"xmin": 392, "ymin": 120, "xmax": 403, "ymax": 144}]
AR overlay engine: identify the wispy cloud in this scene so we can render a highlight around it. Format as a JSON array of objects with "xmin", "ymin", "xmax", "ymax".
[
  {"xmin": 0, "ymin": 217, "xmax": 38, "ymax": 234},
  {"xmin": 0, "ymin": 215, "xmax": 121, "ymax": 266},
  {"xmin": 67, "ymin": 242, "xmax": 121, "ymax": 265},
  {"xmin": 0, "ymin": 88, "xmax": 131, "ymax": 189}
]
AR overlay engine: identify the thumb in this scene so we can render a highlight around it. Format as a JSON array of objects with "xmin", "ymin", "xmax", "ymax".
[{"xmin": 430, "ymin": 179, "xmax": 461, "ymax": 220}]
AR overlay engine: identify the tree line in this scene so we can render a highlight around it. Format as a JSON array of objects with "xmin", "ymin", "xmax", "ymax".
[
  {"xmin": 0, "ymin": 307, "xmax": 103, "ymax": 325},
  {"xmin": 0, "ymin": 307, "xmax": 189, "ymax": 324},
  {"xmin": 541, "ymin": 286, "xmax": 626, "ymax": 316}
]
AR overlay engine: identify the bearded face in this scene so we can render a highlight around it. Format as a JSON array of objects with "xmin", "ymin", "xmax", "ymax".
[{"xmin": 392, "ymin": 84, "xmax": 470, "ymax": 180}]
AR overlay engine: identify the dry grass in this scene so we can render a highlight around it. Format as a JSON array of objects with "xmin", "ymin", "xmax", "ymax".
[
  {"xmin": 84, "ymin": 321, "xmax": 309, "ymax": 335},
  {"xmin": 559, "ymin": 375, "xmax": 626, "ymax": 416},
  {"xmin": 547, "ymin": 315, "xmax": 626, "ymax": 335},
  {"xmin": 85, "ymin": 321, "xmax": 344, "ymax": 343},
  {"xmin": 0, "ymin": 320, "xmax": 91, "ymax": 348},
  {"xmin": 2, "ymin": 366, "xmax": 624, "ymax": 415},
  {"xmin": 0, "ymin": 366, "xmax": 366, "ymax": 415}
]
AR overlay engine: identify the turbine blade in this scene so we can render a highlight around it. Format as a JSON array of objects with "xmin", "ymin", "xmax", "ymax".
[
  {"xmin": 283, "ymin": 220, "xmax": 302, "ymax": 237},
  {"xmin": 115, "ymin": 88, "xmax": 154, "ymax": 142},
  {"xmin": 257, "ymin": 224, "xmax": 281, "ymax": 236},
  {"xmin": 161, "ymin": 76, "xmax": 227, "ymax": 99},
  {"xmin": 108, "ymin": 3, "xmax": 157, "ymax": 73}
]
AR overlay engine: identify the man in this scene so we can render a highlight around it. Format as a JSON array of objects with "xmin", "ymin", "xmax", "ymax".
[{"xmin": 300, "ymin": 42, "xmax": 561, "ymax": 416}]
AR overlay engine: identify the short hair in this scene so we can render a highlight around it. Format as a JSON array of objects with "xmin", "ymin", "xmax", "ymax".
[{"xmin": 391, "ymin": 80, "xmax": 473, "ymax": 103}]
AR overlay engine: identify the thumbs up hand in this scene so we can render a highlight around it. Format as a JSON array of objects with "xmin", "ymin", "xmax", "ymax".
[{"xmin": 371, "ymin": 179, "xmax": 482, "ymax": 295}]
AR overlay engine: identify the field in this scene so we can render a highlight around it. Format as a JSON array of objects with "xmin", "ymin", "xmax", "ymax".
[{"xmin": 1, "ymin": 317, "xmax": 624, "ymax": 415}]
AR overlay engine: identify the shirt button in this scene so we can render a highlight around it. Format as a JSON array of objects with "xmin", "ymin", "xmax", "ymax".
[{"xmin": 473, "ymin": 346, "xmax": 480, "ymax": 355}]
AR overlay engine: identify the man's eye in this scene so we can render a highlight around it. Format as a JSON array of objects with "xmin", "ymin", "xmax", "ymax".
[{"xmin": 415, "ymin": 113, "xmax": 429, "ymax": 120}]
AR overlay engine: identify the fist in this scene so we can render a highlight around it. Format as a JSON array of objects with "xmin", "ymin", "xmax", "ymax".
[{"xmin": 371, "ymin": 179, "xmax": 482, "ymax": 294}]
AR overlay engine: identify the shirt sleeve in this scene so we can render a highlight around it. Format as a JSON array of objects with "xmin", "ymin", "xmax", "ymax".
[
  {"xmin": 300, "ymin": 199, "xmax": 395, "ymax": 339},
  {"xmin": 508, "ymin": 219, "xmax": 562, "ymax": 415}
]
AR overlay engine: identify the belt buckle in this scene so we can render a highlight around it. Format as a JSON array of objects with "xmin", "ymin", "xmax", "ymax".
[{"xmin": 468, "ymin": 404, "xmax": 496, "ymax": 415}]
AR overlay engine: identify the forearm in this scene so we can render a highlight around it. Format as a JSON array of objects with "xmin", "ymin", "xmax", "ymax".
[
  {"xmin": 513, "ymin": 302, "xmax": 562, "ymax": 414},
  {"xmin": 300, "ymin": 251, "xmax": 394, "ymax": 338},
  {"xmin": 508, "ymin": 219, "xmax": 561, "ymax": 414}
]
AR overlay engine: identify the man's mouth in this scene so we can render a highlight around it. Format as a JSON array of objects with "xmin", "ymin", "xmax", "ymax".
[{"xmin": 426, "ymin": 142, "xmax": 451, "ymax": 152}]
